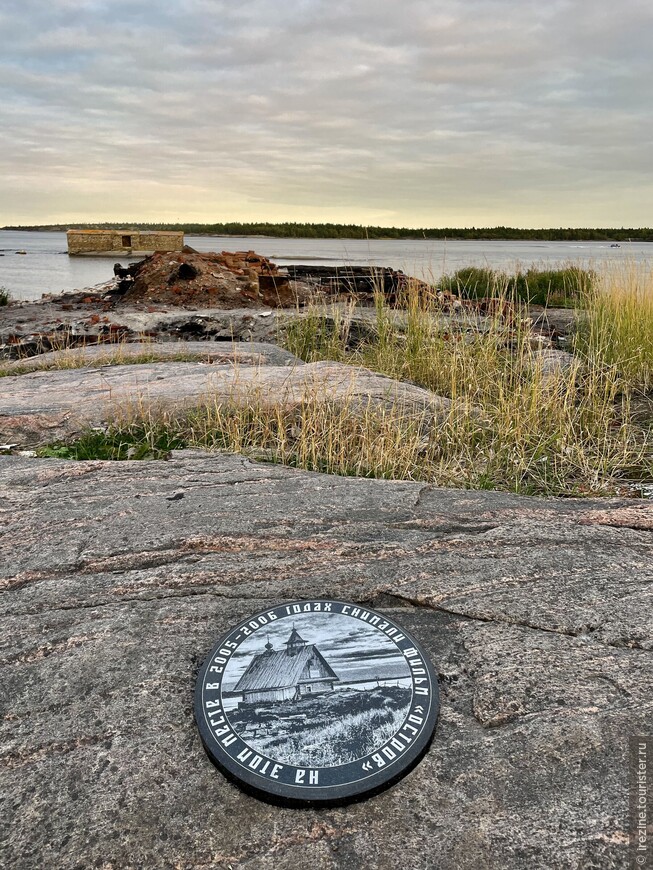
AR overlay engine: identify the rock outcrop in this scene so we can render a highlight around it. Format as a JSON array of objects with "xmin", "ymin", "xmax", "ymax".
[
  {"xmin": 1, "ymin": 452, "xmax": 651, "ymax": 868},
  {"xmin": 0, "ymin": 340, "xmax": 302, "ymax": 373},
  {"xmin": 0, "ymin": 357, "xmax": 452, "ymax": 447},
  {"xmin": 0, "ymin": 291, "xmax": 499, "ymax": 360},
  {"xmin": 0, "ymin": 247, "xmax": 579, "ymax": 360}
]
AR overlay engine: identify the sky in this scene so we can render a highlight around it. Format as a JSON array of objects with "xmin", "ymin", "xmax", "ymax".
[
  {"xmin": 1, "ymin": 0, "xmax": 652, "ymax": 227},
  {"xmin": 222, "ymin": 613, "xmax": 410, "ymax": 690}
]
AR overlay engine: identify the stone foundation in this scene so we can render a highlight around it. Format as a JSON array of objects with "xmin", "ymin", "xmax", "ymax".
[{"xmin": 67, "ymin": 229, "xmax": 183, "ymax": 256}]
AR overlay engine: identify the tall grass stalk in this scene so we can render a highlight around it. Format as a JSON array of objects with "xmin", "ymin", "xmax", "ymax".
[
  {"xmin": 575, "ymin": 263, "xmax": 653, "ymax": 392},
  {"xmin": 281, "ymin": 274, "xmax": 651, "ymax": 494}
]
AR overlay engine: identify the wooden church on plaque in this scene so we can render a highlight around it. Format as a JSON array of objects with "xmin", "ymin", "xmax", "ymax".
[{"xmin": 233, "ymin": 628, "xmax": 339, "ymax": 705}]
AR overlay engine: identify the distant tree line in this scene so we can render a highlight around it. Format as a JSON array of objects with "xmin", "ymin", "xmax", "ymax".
[{"xmin": 3, "ymin": 221, "xmax": 652, "ymax": 242}]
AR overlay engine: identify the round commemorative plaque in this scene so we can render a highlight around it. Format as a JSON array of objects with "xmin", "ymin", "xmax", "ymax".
[{"xmin": 195, "ymin": 600, "xmax": 439, "ymax": 806}]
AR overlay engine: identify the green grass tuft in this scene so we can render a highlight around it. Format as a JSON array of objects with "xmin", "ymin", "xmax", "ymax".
[
  {"xmin": 438, "ymin": 265, "xmax": 594, "ymax": 307},
  {"xmin": 37, "ymin": 424, "xmax": 187, "ymax": 461}
]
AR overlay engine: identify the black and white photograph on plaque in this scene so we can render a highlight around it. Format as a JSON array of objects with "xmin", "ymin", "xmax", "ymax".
[{"xmin": 221, "ymin": 613, "xmax": 413, "ymax": 767}]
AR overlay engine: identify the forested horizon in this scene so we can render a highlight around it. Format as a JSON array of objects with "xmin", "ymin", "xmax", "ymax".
[{"xmin": 3, "ymin": 221, "xmax": 652, "ymax": 242}]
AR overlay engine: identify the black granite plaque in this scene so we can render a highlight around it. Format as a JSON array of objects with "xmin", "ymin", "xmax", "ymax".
[{"xmin": 195, "ymin": 600, "xmax": 439, "ymax": 806}]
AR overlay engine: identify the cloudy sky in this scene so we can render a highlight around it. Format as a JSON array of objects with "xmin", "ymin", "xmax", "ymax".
[
  {"xmin": 223, "ymin": 612, "xmax": 409, "ymax": 690},
  {"xmin": 1, "ymin": 0, "xmax": 652, "ymax": 227}
]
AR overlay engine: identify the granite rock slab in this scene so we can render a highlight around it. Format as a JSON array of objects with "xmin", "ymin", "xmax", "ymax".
[
  {"xmin": 1, "ymin": 453, "xmax": 651, "ymax": 869},
  {"xmin": 0, "ymin": 340, "xmax": 303, "ymax": 372},
  {"xmin": 0, "ymin": 361, "xmax": 452, "ymax": 448}
]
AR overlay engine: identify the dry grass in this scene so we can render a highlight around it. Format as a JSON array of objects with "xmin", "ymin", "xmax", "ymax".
[
  {"xmin": 278, "ymin": 278, "xmax": 652, "ymax": 495},
  {"xmin": 32, "ymin": 265, "xmax": 653, "ymax": 497},
  {"xmin": 0, "ymin": 340, "xmax": 217, "ymax": 377},
  {"xmin": 575, "ymin": 263, "xmax": 653, "ymax": 391},
  {"xmin": 229, "ymin": 686, "xmax": 411, "ymax": 767}
]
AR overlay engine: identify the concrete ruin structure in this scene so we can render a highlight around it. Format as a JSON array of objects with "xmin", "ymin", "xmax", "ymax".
[{"xmin": 67, "ymin": 229, "xmax": 184, "ymax": 256}]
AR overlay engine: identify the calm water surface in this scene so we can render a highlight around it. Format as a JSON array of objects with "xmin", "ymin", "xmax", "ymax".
[{"xmin": 1, "ymin": 230, "xmax": 651, "ymax": 302}]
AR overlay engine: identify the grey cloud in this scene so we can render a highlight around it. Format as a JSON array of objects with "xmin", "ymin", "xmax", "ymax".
[{"xmin": 1, "ymin": 0, "xmax": 651, "ymax": 225}]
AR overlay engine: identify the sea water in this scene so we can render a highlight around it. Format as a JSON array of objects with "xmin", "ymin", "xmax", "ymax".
[{"xmin": 1, "ymin": 229, "xmax": 651, "ymax": 302}]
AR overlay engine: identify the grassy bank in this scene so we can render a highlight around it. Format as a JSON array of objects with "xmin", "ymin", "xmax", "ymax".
[
  {"xmin": 437, "ymin": 265, "xmax": 593, "ymax": 307},
  {"xmin": 36, "ymin": 265, "xmax": 653, "ymax": 497}
]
